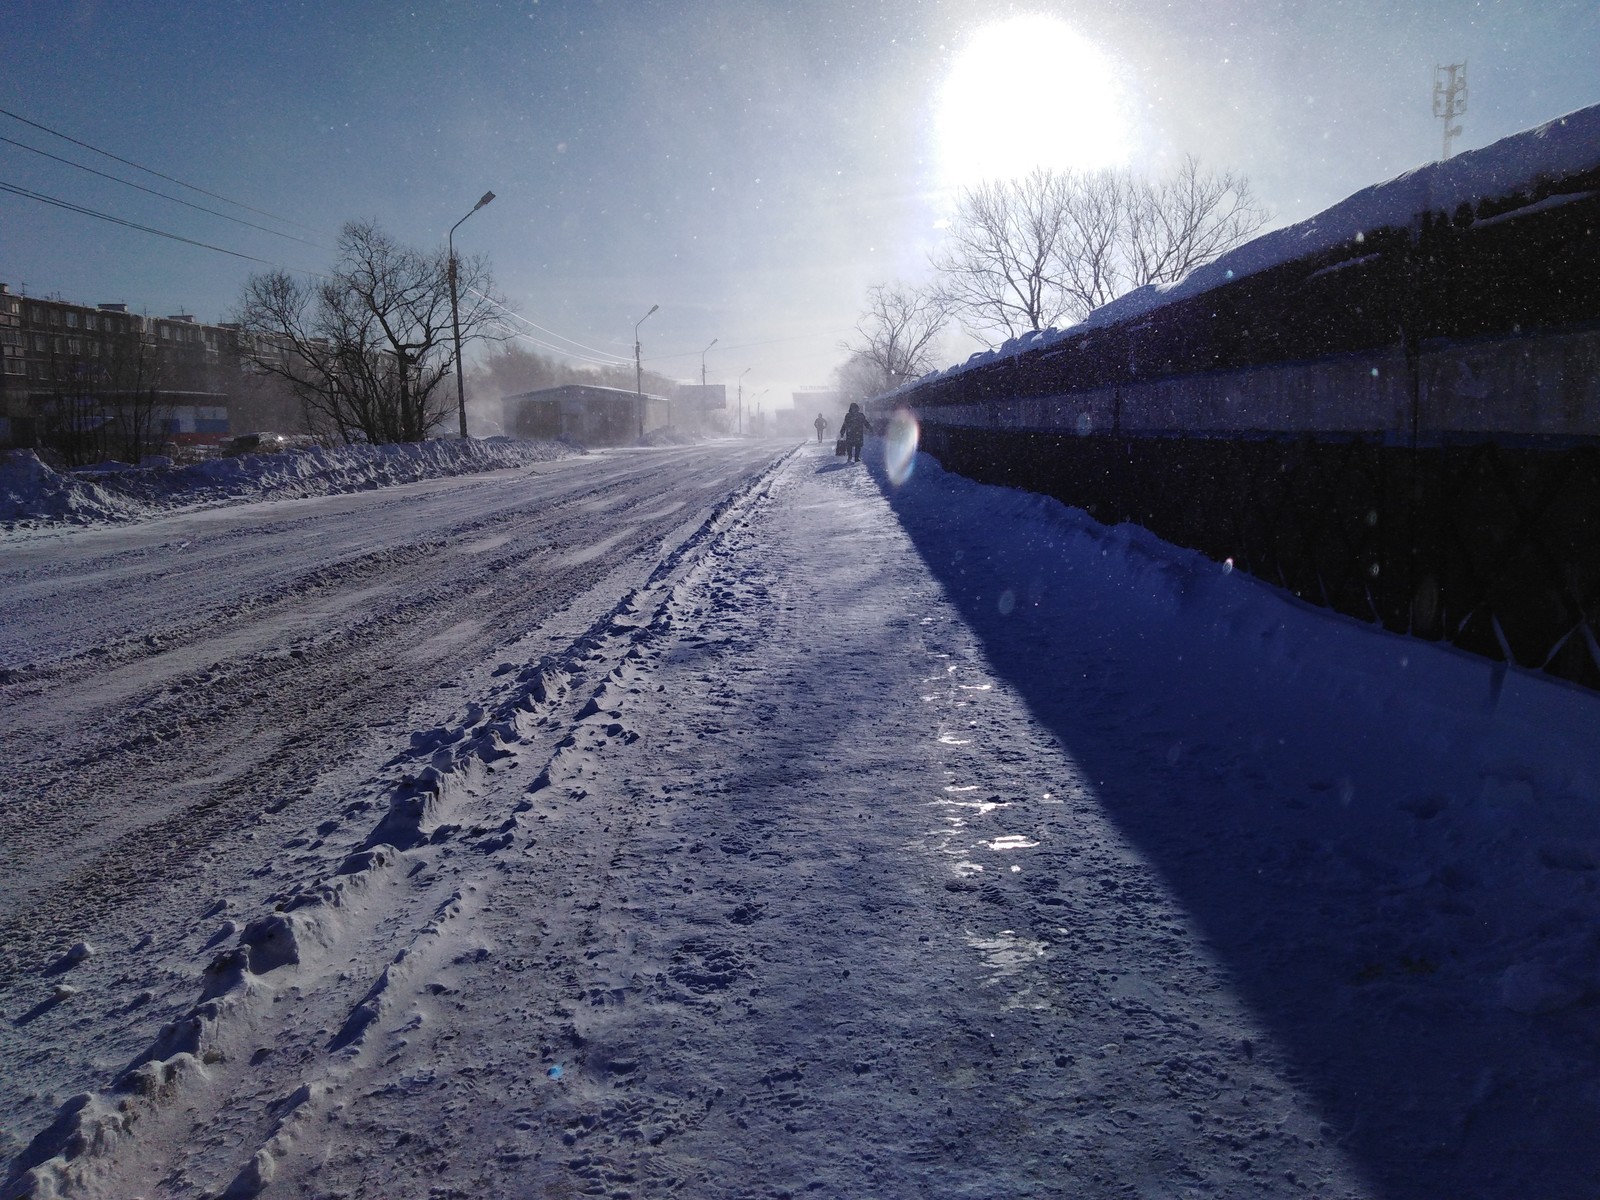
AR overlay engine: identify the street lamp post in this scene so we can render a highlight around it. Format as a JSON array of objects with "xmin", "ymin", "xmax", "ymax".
[
  {"xmin": 448, "ymin": 190, "xmax": 495, "ymax": 439},
  {"xmin": 634, "ymin": 304, "xmax": 659, "ymax": 437},
  {"xmin": 737, "ymin": 367, "xmax": 751, "ymax": 436},
  {"xmin": 698, "ymin": 338, "xmax": 717, "ymax": 433},
  {"xmin": 701, "ymin": 338, "xmax": 717, "ymax": 388}
]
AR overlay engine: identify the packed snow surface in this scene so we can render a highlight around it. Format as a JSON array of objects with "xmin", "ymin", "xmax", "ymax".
[{"xmin": 2, "ymin": 438, "xmax": 1597, "ymax": 1198}]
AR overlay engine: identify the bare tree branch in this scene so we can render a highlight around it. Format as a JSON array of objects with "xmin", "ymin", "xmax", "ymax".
[
  {"xmin": 935, "ymin": 160, "xmax": 1271, "ymax": 340},
  {"xmin": 236, "ymin": 220, "xmax": 504, "ymax": 444},
  {"xmin": 840, "ymin": 282, "xmax": 952, "ymax": 397},
  {"xmin": 934, "ymin": 170, "xmax": 1077, "ymax": 340}
]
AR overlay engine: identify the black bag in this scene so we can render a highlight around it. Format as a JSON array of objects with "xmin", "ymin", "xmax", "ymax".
[{"xmin": 834, "ymin": 438, "xmax": 846, "ymax": 456}]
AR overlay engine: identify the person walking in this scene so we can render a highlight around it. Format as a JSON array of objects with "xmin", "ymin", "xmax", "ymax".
[
  {"xmin": 814, "ymin": 413, "xmax": 829, "ymax": 443},
  {"xmin": 840, "ymin": 402, "xmax": 868, "ymax": 463}
]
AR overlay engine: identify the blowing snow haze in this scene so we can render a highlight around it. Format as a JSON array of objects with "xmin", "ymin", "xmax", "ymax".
[
  {"xmin": 3, "ymin": 1, "xmax": 1597, "ymax": 407},
  {"xmin": 4, "ymin": 4, "xmax": 1600, "ymax": 1200}
]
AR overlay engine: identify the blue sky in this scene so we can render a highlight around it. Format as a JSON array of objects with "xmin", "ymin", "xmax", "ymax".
[{"xmin": 2, "ymin": 0, "xmax": 1596, "ymax": 408}]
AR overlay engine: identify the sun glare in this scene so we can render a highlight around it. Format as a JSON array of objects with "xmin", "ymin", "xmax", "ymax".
[{"xmin": 936, "ymin": 15, "xmax": 1133, "ymax": 193}]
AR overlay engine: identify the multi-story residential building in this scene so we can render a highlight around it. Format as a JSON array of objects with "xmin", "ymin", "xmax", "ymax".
[{"xmin": 0, "ymin": 282, "xmax": 302, "ymax": 460}]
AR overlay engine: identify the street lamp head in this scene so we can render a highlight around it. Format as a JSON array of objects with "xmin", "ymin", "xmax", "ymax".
[
  {"xmin": 646, "ymin": 304, "xmax": 659, "ymax": 317},
  {"xmin": 475, "ymin": 191, "xmax": 496, "ymax": 210}
]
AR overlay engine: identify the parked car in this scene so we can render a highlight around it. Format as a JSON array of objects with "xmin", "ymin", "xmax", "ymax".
[{"xmin": 223, "ymin": 432, "xmax": 291, "ymax": 456}]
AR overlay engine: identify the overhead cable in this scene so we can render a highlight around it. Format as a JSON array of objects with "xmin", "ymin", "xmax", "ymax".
[
  {"xmin": 651, "ymin": 328, "xmax": 854, "ymax": 361},
  {"xmin": 0, "ymin": 178, "xmax": 301, "ymax": 268},
  {"xmin": 0, "ymin": 104, "xmax": 320, "ymax": 235},
  {"xmin": 467, "ymin": 287, "xmax": 629, "ymax": 363},
  {"xmin": 0, "ymin": 134, "xmax": 327, "ymax": 249},
  {"xmin": 485, "ymin": 318, "xmax": 633, "ymax": 367}
]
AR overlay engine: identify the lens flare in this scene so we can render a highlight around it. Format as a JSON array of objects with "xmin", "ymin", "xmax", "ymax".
[{"xmin": 885, "ymin": 409, "xmax": 920, "ymax": 486}]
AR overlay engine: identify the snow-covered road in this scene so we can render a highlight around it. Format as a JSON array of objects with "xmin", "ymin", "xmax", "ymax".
[{"xmin": 3, "ymin": 438, "xmax": 1598, "ymax": 1198}]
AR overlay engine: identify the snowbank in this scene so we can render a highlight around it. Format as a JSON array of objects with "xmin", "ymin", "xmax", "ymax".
[{"xmin": 0, "ymin": 437, "xmax": 580, "ymax": 530}]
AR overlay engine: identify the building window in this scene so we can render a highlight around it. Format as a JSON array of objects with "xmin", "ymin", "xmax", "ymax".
[{"xmin": 65, "ymin": 311, "xmax": 79, "ymax": 328}]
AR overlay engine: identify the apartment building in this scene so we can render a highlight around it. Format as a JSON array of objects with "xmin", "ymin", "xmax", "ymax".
[{"xmin": 0, "ymin": 282, "xmax": 301, "ymax": 458}]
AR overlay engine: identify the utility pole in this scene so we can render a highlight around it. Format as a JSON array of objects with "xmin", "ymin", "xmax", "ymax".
[
  {"xmin": 1433, "ymin": 62, "xmax": 1467, "ymax": 160},
  {"xmin": 700, "ymin": 338, "xmax": 717, "ymax": 433}
]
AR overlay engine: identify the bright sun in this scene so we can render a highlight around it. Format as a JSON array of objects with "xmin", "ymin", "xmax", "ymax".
[{"xmin": 935, "ymin": 15, "xmax": 1133, "ymax": 193}]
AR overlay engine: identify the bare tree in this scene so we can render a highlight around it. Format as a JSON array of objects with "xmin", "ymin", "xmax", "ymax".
[
  {"xmin": 1055, "ymin": 170, "xmax": 1130, "ymax": 317},
  {"xmin": 38, "ymin": 320, "xmax": 168, "ymax": 465},
  {"xmin": 831, "ymin": 351, "xmax": 893, "ymax": 409},
  {"xmin": 839, "ymin": 282, "xmax": 952, "ymax": 397},
  {"xmin": 237, "ymin": 220, "xmax": 502, "ymax": 444},
  {"xmin": 468, "ymin": 343, "xmax": 565, "ymax": 403},
  {"xmin": 934, "ymin": 170, "xmax": 1076, "ymax": 340},
  {"xmin": 467, "ymin": 342, "xmax": 679, "ymax": 407},
  {"xmin": 936, "ymin": 160, "xmax": 1269, "ymax": 341},
  {"xmin": 101, "ymin": 324, "xmax": 167, "ymax": 463},
  {"xmin": 1124, "ymin": 156, "xmax": 1269, "ymax": 289}
]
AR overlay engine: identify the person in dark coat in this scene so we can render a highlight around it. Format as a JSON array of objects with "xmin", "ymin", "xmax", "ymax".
[
  {"xmin": 814, "ymin": 413, "xmax": 829, "ymax": 443},
  {"xmin": 840, "ymin": 402, "xmax": 868, "ymax": 462}
]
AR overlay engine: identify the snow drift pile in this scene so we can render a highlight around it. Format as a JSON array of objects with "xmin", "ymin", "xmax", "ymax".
[{"xmin": 0, "ymin": 437, "xmax": 578, "ymax": 529}]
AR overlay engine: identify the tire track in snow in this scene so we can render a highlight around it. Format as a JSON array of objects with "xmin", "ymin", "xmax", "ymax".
[
  {"xmin": 1, "ymin": 446, "xmax": 794, "ymax": 1199},
  {"xmin": 213, "ymin": 445, "xmax": 1373, "ymax": 1199}
]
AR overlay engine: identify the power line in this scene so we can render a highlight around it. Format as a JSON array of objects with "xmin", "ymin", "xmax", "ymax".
[
  {"xmin": 654, "ymin": 328, "xmax": 853, "ymax": 360},
  {"xmin": 0, "ymin": 178, "xmax": 299, "ymax": 268},
  {"xmin": 474, "ymin": 288, "xmax": 849, "ymax": 366},
  {"xmin": 0, "ymin": 104, "xmax": 321, "ymax": 235},
  {"xmin": 484, "ymin": 318, "xmax": 632, "ymax": 368},
  {"xmin": 0, "ymin": 134, "xmax": 327, "ymax": 249},
  {"xmin": 467, "ymin": 287, "xmax": 630, "ymax": 363}
]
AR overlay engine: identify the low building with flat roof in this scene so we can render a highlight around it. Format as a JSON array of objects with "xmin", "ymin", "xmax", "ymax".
[{"xmin": 505, "ymin": 384, "xmax": 669, "ymax": 447}]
